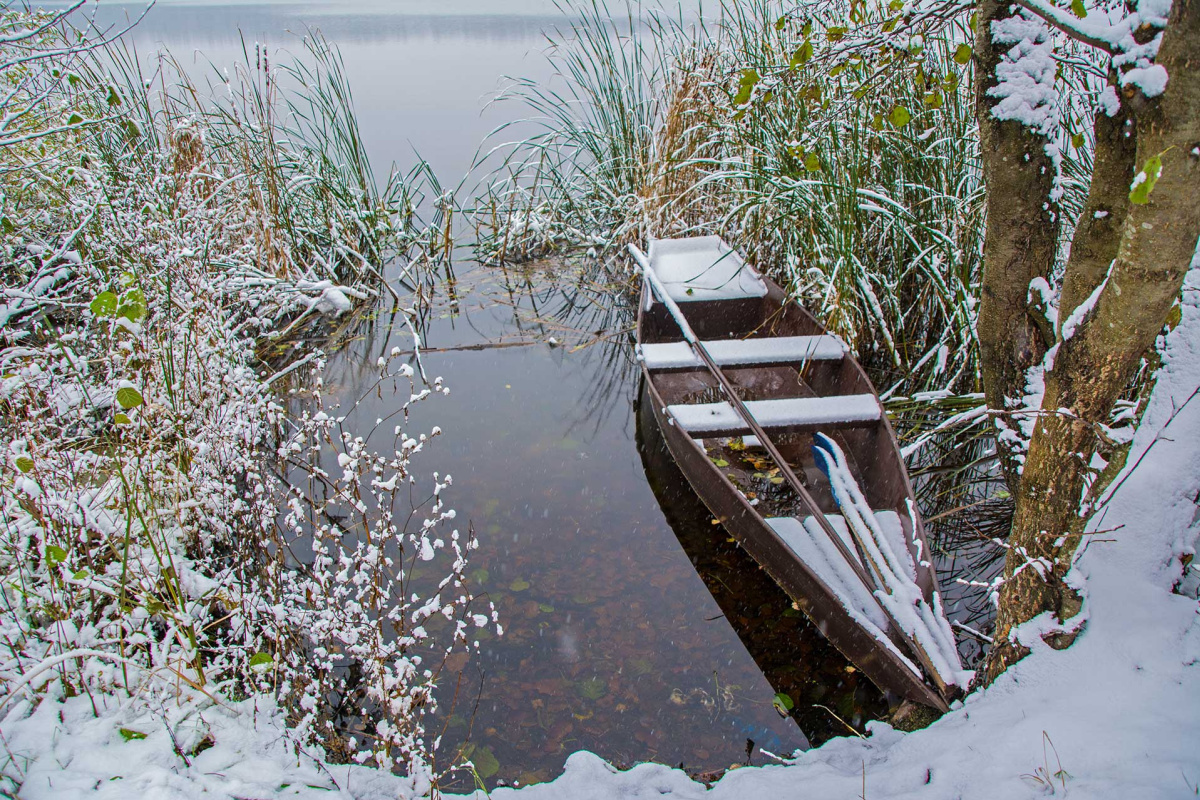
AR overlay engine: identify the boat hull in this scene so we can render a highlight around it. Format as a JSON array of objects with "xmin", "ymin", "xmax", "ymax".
[{"xmin": 637, "ymin": 276, "xmax": 951, "ymax": 711}]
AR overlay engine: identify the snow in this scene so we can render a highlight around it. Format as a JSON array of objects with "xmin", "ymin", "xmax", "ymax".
[
  {"xmin": 3, "ymin": 272, "xmax": 1198, "ymax": 800},
  {"xmin": 637, "ymin": 335, "xmax": 846, "ymax": 370},
  {"xmin": 814, "ymin": 434, "xmax": 970, "ymax": 689},
  {"xmin": 668, "ymin": 394, "xmax": 881, "ymax": 435},
  {"xmin": 646, "ymin": 236, "xmax": 768, "ymax": 302},
  {"xmin": 766, "ymin": 515, "xmax": 893, "ymax": 632},
  {"xmin": 1060, "ymin": 267, "xmax": 1109, "ymax": 342},
  {"xmin": 1121, "ymin": 65, "xmax": 1169, "ymax": 98}
]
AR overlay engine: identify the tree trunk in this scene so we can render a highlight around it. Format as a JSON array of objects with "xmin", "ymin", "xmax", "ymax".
[
  {"xmin": 1058, "ymin": 74, "xmax": 1139, "ymax": 317},
  {"xmin": 973, "ymin": 0, "xmax": 1062, "ymax": 491},
  {"xmin": 985, "ymin": 0, "xmax": 1200, "ymax": 683}
]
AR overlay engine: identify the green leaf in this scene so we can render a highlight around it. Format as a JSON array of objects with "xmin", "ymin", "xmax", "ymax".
[
  {"xmin": 1070, "ymin": 0, "xmax": 1088, "ymax": 17},
  {"xmin": 509, "ymin": 578, "xmax": 530, "ymax": 592},
  {"xmin": 45, "ymin": 545, "xmax": 67, "ymax": 566},
  {"xmin": 469, "ymin": 746, "xmax": 499, "ymax": 779},
  {"xmin": 538, "ymin": 603, "xmax": 555, "ymax": 613},
  {"xmin": 1071, "ymin": 132, "xmax": 1085, "ymax": 149},
  {"xmin": 15, "ymin": 456, "xmax": 33, "ymax": 473},
  {"xmin": 90, "ymin": 291, "xmax": 118, "ymax": 317},
  {"xmin": 249, "ymin": 652, "xmax": 274, "ymax": 671},
  {"xmin": 114, "ymin": 413, "xmax": 131, "ymax": 425},
  {"xmin": 954, "ymin": 43, "xmax": 973, "ymax": 65},
  {"xmin": 801, "ymin": 20, "xmax": 813, "ymax": 37},
  {"xmin": 733, "ymin": 68, "xmax": 759, "ymax": 106},
  {"xmin": 924, "ymin": 90, "xmax": 944, "ymax": 109},
  {"xmin": 67, "ymin": 113, "xmax": 83, "ymax": 126},
  {"xmin": 888, "ymin": 0, "xmax": 903, "ymax": 10},
  {"xmin": 713, "ymin": 458, "xmax": 729, "ymax": 468},
  {"xmin": 106, "ymin": 86, "xmax": 121, "ymax": 107},
  {"xmin": 774, "ymin": 15, "xmax": 787, "ymax": 30},
  {"xmin": 117, "ymin": 288, "xmax": 146, "ymax": 322},
  {"xmin": 471, "ymin": 567, "xmax": 489, "ymax": 585},
  {"xmin": 889, "ymin": 105, "xmax": 912, "ymax": 128},
  {"xmin": 1129, "ymin": 154, "xmax": 1163, "ymax": 205},
  {"xmin": 804, "ymin": 152, "xmax": 822, "ymax": 172},
  {"xmin": 72, "ymin": 568, "xmax": 89, "ymax": 579},
  {"xmin": 577, "ymin": 677, "xmax": 608, "ymax": 700},
  {"xmin": 772, "ymin": 692, "xmax": 795, "ymax": 714},
  {"xmin": 790, "ymin": 40, "xmax": 814, "ymax": 67},
  {"xmin": 118, "ymin": 728, "xmax": 147, "ymax": 741},
  {"xmin": 116, "ymin": 387, "xmax": 143, "ymax": 409},
  {"xmin": 826, "ymin": 26, "xmax": 846, "ymax": 42},
  {"xmin": 770, "ymin": 476, "xmax": 785, "ymax": 485}
]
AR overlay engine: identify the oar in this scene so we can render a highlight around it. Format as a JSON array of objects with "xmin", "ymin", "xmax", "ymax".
[{"xmin": 630, "ymin": 243, "xmax": 951, "ymax": 708}]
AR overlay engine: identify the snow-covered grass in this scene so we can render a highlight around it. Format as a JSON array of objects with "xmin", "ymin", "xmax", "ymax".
[{"xmin": 0, "ymin": 6, "xmax": 495, "ymax": 792}]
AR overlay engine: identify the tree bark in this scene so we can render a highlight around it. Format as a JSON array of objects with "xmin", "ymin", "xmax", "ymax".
[
  {"xmin": 1058, "ymin": 74, "xmax": 1139, "ymax": 317},
  {"xmin": 985, "ymin": 0, "xmax": 1200, "ymax": 683},
  {"xmin": 973, "ymin": 0, "xmax": 1062, "ymax": 491}
]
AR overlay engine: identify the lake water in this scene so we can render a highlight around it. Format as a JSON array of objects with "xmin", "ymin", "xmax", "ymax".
[{"xmin": 71, "ymin": 0, "xmax": 889, "ymax": 787}]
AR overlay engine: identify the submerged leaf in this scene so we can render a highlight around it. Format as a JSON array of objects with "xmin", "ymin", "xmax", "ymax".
[{"xmin": 470, "ymin": 746, "xmax": 500, "ymax": 779}]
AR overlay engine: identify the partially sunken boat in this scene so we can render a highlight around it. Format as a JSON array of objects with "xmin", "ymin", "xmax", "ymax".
[{"xmin": 632, "ymin": 236, "xmax": 969, "ymax": 711}]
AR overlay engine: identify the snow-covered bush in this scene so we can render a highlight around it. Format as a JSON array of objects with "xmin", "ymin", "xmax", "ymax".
[{"xmin": 0, "ymin": 5, "xmax": 493, "ymax": 789}]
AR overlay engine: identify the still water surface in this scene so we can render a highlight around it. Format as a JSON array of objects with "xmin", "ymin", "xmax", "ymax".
[{"xmin": 79, "ymin": 0, "xmax": 885, "ymax": 786}]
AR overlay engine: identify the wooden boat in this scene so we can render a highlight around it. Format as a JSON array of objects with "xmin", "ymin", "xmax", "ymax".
[
  {"xmin": 633, "ymin": 236, "xmax": 965, "ymax": 711},
  {"xmin": 634, "ymin": 381, "xmax": 890, "ymax": 744}
]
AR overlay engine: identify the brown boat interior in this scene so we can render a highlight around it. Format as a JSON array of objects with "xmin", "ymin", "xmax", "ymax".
[{"xmin": 640, "ymin": 288, "xmax": 913, "ymax": 536}]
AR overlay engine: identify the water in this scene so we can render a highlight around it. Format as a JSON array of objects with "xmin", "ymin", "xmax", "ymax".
[{"xmin": 71, "ymin": 0, "xmax": 886, "ymax": 786}]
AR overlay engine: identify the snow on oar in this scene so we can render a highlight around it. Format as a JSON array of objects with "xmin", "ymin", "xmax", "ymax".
[{"xmin": 812, "ymin": 433, "xmax": 973, "ymax": 690}]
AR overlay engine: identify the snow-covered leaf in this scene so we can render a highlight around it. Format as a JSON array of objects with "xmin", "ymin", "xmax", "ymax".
[
  {"xmin": 1129, "ymin": 155, "xmax": 1162, "ymax": 205},
  {"xmin": 45, "ymin": 545, "xmax": 67, "ymax": 566},
  {"xmin": 89, "ymin": 291, "xmax": 118, "ymax": 317}
]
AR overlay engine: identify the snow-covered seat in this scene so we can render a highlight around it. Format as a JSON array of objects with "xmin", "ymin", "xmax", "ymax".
[
  {"xmin": 647, "ymin": 236, "xmax": 768, "ymax": 303},
  {"xmin": 637, "ymin": 335, "xmax": 846, "ymax": 371},
  {"xmin": 666, "ymin": 394, "xmax": 880, "ymax": 436}
]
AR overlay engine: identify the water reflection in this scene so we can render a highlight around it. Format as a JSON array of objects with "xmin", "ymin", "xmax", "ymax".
[
  {"xmin": 316, "ymin": 260, "xmax": 819, "ymax": 789},
  {"xmin": 634, "ymin": 381, "xmax": 889, "ymax": 747}
]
